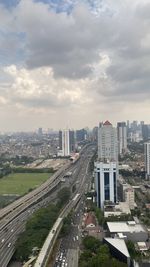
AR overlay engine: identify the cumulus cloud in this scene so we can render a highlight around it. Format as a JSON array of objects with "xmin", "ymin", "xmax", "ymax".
[
  {"xmin": 0, "ymin": 0, "xmax": 150, "ymax": 130},
  {"xmin": 3, "ymin": 65, "xmax": 92, "ymax": 109}
]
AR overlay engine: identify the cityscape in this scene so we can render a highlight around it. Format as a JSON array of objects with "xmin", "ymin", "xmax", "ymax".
[
  {"xmin": 0, "ymin": 120, "xmax": 150, "ymax": 267},
  {"xmin": 1, "ymin": 1, "xmax": 150, "ymax": 267}
]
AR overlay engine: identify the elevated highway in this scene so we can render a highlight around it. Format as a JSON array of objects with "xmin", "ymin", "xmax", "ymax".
[{"xmin": 0, "ymin": 143, "xmax": 95, "ymax": 267}]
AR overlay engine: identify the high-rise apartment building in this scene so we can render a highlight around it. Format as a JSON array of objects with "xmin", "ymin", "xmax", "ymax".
[
  {"xmin": 117, "ymin": 122, "xmax": 127, "ymax": 155},
  {"xmin": 98, "ymin": 121, "xmax": 118, "ymax": 161},
  {"xmin": 144, "ymin": 142, "xmax": 150, "ymax": 179},
  {"xmin": 95, "ymin": 162, "xmax": 117, "ymax": 209}
]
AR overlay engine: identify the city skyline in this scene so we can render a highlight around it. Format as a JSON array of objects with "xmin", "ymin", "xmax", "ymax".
[{"xmin": 0, "ymin": 0, "xmax": 150, "ymax": 131}]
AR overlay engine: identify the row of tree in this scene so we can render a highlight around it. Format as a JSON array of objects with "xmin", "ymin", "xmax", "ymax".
[
  {"xmin": 79, "ymin": 236, "xmax": 127, "ymax": 267},
  {"xmin": 13, "ymin": 187, "xmax": 70, "ymax": 261}
]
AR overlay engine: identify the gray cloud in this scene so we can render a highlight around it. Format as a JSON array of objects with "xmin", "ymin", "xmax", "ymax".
[{"xmin": 0, "ymin": 0, "xmax": 150, "ymax": 130}]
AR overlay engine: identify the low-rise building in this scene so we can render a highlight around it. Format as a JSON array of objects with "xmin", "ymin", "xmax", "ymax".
[
  {"xmin": 104, "ymin": 238, "xmax": 131, "ymax": 267},
  {"xmin": 107, "ymin": 221, "xmax": 148, "ymax": 242},
  {"xmin": 104, "ymin": 202, "xmax": 131, "ymax": 218}
]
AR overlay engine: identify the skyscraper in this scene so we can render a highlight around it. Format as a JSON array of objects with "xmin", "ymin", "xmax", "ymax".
[
  {"xmin": 95, "ymin": 121, "xmax": 118, "ymax": 209},
  {"xmin": 98, "ymin": 120, "xmax": 118, "ymax": 161},
  {"xmin": 117, "ymin": 122, "xmax": 127, "ymax": 155},
  {"xmin": 95, "ymin": 161, "xmax": 117, "ymax": 209},
  {"xmin": 62, "ymin": 129, "xmax": 70, "ymax": 156},
  {"xmin": 144, "ymin": 142, "xmax": 150, "ymax": 180},
  {"xmin": 59, "ymin": 129, "xmax": 75, "ymax": 156},
  {"xmin": 59, "ymin": 130, "xmax": 62, "ymax": 150},
  {"xmin": 142, "ymin": 124, "xmax": 149, "ymax": 141},
  {"xmin": 69, "ymin": 130, "xmax": 75, "ymax": 152}
]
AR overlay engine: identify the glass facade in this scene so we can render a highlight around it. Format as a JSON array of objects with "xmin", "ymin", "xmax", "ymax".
[
  {"xmin": 114, "ymin": 172, "xmax": 116, "ymax": 202},
  {"xmin": 97, "ymin": 172, "xmax": 101, "ymax": 207},
  {"xmin": 104, "ymin": 172, "xmax": 110, "ymax": 200}
]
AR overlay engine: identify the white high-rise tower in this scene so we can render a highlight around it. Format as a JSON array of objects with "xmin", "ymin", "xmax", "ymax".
[
  {"xmin": 62, "ymin": 129, "xmax": 70, "ymax": 156},
  {"xmin": 98, "ymin": 120, "xmax": 118, "ymax": 161},
  {"xmin": 117, "ymin": 122, "xmax": 127, "ymax": 155}
]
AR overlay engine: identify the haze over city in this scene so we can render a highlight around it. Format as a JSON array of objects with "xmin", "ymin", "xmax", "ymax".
[{"xmin": 0, "ymin": 0, "xmax": 150, "ymax": 131}]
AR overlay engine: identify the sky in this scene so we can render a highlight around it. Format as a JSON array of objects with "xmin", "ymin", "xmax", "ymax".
[{"xmin": 0, "ymin": 0, "xmax": 150, "ymax": 131}]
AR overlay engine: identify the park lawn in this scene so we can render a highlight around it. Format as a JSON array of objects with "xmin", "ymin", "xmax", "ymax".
[{"xmin": 0, "ymin": 173, "xmax": 51, "ymax": 195}]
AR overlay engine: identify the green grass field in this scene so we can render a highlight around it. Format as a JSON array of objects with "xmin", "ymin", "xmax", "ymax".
[{"xmin": 0, "ymin": 173, "xmax": 51, "ymax": 195}]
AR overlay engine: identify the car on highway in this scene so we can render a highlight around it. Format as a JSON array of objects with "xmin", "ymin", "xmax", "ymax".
[
  {"xmin": 1, "ymin": 238, "xmax": 5, "ymax": 243},
  {"xmin": 8, "ymin": 242, "xmax": 11, "ymax": 248}
]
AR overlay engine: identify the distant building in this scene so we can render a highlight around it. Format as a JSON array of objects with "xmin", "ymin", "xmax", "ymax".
[
  {"xmin": 98, "ymin": 121, "xmax": 118, "ymax": 161},
  {"xmin": 38, "ymin": 127, "xmax": 43, "ymax": 136},
  {"xmin": 142, "ymin": 124, "xmax": 150, "ymax": 141},
  {"xmin": 59, "ymin": 130, "xmax": 62, "ymax": 150},
  {"xmin": 59, "ymin": 129, "xmax": 75, "ymax": 156},
  {"xmin": 144, "ymin": 142, "xmax": 150, "ymax": 179},
  {"xmin": 94, "ymin": 161, "xmax": 117, "ymax": 209},
  {"xmin": 76, "ymin": 128, "xmax": 87, "ymax": 142},
  {"xmin": 69, "ymin": 130, "xmax": 75, "ymax": 152},
  {"xmin": 128, "ymin": 131, "xmax": 142, "ymax": 143},
  {"xmin": 62, "ymin": 129, "xmax": 70, "ymax": 156},
  {"xmin": 117, "ymin": 122, "xmax": 127, "ymax": 155},
  {"xmin": 92, "ymin": 126, "xmax": 98, "ymax": 142}
]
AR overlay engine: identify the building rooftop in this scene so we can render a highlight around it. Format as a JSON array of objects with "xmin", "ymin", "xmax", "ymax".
[
  {"xmin": 104, "ymin": 238, "xmax": 130, "ymax": 258},
  {"xmin": 104, "ymin": 202, "xmax": 131, "ymax": 217},
  {"xmin": 107, "ymin": 221, "xmax": 146, "ymax": 233},
  {"xmin": 103, "ymin": 120, "xmax": 112, "ymax": 126},
  {"xmin": 84, "ymin": 212, "xmax": 96, "ymax": 227}
]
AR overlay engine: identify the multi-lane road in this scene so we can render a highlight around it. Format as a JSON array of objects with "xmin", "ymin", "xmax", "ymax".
[
  {"xmin": 0, "ymin": 144, "xmax": 95, "ymax": 267},
  {"xmin": 52, "ymin": 148, "xmax": 95, "ymax": 267}
]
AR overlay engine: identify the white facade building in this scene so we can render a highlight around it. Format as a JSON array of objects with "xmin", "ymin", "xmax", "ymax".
[
  {"xmin": 98, "ymin": 121, "xmax": 118, "ymax": 161},
  {"xmin": 62, "ymin": 129, "xmax": 70, "ymax": 156},
  {"xmin": 144, "ymin": 142, "xmax": 150, "ymax": 179},
  {"xmin": 117, "ymin": 122, "xmax": 127, "ymax": 155},
  {"xmin": 95, "ymin": 161, "xmax": 117, "ymax": 209}
]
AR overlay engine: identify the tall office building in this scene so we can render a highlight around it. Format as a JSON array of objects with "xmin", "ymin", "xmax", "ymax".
[
  {"xmin": 62, "ymin": 129, "xmax": 70, "ymax": 156},
  {"xmin": 98, "ymin": 121, "xmax": 118, "ymax": 161},
  {"xmin": 59, "ymin": 129, "xmax": 75, "ymax": 156},
  {"xmin": 69, "ymin": 130, "xmax": 75, "ymax": 152},
  {"xmin": 95, "ymin": 121, "xmax": 118, "ymax": 209},
  {"xmin": 142, "ymin": 124, "xmax": 149, "ymax": 141},
  {"xmin": 117, "ymin": 122, "xmax": 127, "ymax": 155},
  {"xmin": 144, "ymin": 142, "xmax": 150, "ymax": 179},
  {"xmin": 59, "ymin": 130, "xmax": 62, "ymax": 150},
  {"xmin": 95, "ymin": 162, "xmax": 117, "ymax": 209}
]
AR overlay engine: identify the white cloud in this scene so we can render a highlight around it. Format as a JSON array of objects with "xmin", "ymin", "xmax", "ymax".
[{"xmin": 0, "ymin": 0, "xmax": 150, "ymax": 130}]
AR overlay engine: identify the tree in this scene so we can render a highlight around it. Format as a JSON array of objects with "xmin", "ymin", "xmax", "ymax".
[
  {"xmin": 57, "ymin": 187, "xmax": 70, "ymax": 206},
  {"xmin": 83, "ymin": 236, "xmax": 101, "ymax": 252}
]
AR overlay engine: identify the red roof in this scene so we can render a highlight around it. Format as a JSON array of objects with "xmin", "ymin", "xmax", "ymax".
[
  {"xmin": 103, "ymin": 120, "xmax": 112, "ymax": 126},
  {"xmin": 85, "ymin": 213, "xmax": 96, "ymax": 227}
]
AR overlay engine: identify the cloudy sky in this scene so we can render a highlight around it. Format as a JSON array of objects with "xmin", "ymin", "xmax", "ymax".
[{"xmin": 0, "ymin": 0, "xmax": 150, "ymax": 131}]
